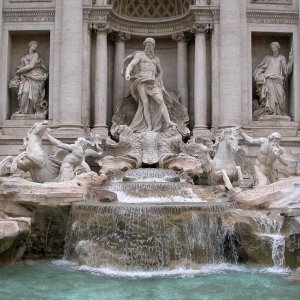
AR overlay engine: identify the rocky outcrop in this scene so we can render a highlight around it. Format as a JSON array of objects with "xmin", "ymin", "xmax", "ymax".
[
  {"xmin": 234, "ymin": 177, "xmax": 300, "ymax": 209},
  {"xmin": 0, "ymin": 173, "xmax": 299, "ymax": 269},
  {"xmin": 0, "ymin": 172, "xmax": 107, "ymax": 263},
  {"xmin": 0, "ymin": 214, "xmax": 31, "ymax": 264}
]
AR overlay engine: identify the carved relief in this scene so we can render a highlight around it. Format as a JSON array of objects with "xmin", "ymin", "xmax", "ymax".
[
  {"xmin": 247, "ymin": 12, "xmax": 298, "ymax": 24},
  {"xmin": 9, "ymin": 0, "xmax": 52, "ymax": 2},
  {"xmin": 250, "ymin": 0, "xmax": 292, "ymax": 4},
  {"xmin": 3, "ymin": 10, "xmax": 55, "ymax": 23}
]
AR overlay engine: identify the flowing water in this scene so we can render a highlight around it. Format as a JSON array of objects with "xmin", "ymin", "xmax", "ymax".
[
  {"xmin": 0, "ymin": 260, "xmax": 299, "ymax": 300},
  {"xmin": 65, "ymin": 203, "xmax": 238, "ymax": 270},
  {"xmin": 252, "ymin": 213, "xmax": 285, "ymax": 268},
  {"xmin": 2, "ymin": 168, "xmax": 295, "ymax": 299}
]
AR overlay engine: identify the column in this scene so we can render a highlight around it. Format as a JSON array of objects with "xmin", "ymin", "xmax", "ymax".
[
  {"xmin": 112, "ymin": 32, "xmax": 130, "ymax": 112},
  {"xmin": 295, "ymin": 20, "xmax": 300, "ymax": 125},
  {"xmin": 82, "ymin": 22, "xmax": 92, "ymax": 130},
  {"xmin": 58, "ymin": 0, "xmax": 83, "ymax": 132},
  {"xmin": 219, "ymin": 0, "xmax": 242, "ymax": 128},
  {"xmin": 192, "ymin": 24, "xmax": 210, "ymax": 137},
  {"xmin": 0, "ymin": 0, "xmax": 4, "ymax": 129},
  {"xmin": 92, "ymin": 23, "xmax": 110, "ymax": 137},
  {"xmin": 172, "ymin": 32, "xmax": 189, "ymax": 111}
]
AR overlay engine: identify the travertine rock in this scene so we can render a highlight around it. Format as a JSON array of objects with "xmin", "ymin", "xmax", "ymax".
[
  {"xmin": 234, "ymin": 177, "xmax": 300, "ymax": 209},
  {"xmin": 0, "ymin": 215, "xmax": 31, "ymax": 264}
]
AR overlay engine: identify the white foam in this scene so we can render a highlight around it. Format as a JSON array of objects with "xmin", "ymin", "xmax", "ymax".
[
  {"xmin": 116, "ymin": 190, "xmax": 205, "ymax": 203},
  {"xmin": 51, "ymin": 261, "xmax": 251, "ymax": 278},
  {"xmin": 51, "ymin": 260, "xmax": 292, "ymax": 278}
]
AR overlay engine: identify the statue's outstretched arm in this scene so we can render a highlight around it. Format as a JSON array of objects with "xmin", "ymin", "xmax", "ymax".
[
  {"xmin": 239, "ymin": 130, "xmax": 263, "ymax": 146},
  {"xmin": 47, "ymin": 132, "xmax": 73, "ymax": 152}
]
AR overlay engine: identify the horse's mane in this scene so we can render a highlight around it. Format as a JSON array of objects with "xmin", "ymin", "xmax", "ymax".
[
  {"xmin": 21, "ymin": 123, "xmax": 38, "ymax": 150},
  {"xmin": 213, "ymin": 127, "xmax": 239, "ymax": 152}
]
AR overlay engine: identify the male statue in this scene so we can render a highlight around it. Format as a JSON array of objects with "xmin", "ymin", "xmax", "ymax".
[
  {"xmin": 239, "ymin": 130, "xmax": 289, "ymax": 187},
  {"xmin": 47, "ymin": 132, "xmax": 102, "ymax": 182},
  {"xmin": 9, "ymin": 41, "xmax": 48, "ymax": 115},
  {"xmin": 253, "ymin": 41, "xmax": 293, "ymax": 118},
  {"xmin": 123, "ymin": 37, "xmax": 176, "ymax": 132}
]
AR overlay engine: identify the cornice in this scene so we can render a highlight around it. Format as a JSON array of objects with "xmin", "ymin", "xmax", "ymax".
[
  {"xmin": 3, "ymin": 8, "xmax": 55, "ymax": 23},
  {"xmin": 83, "ymin": 6, "xmax": 112, "ymax": 22},
  {"xmin": 9, "ymin": 0, "xmax": 52, "ymax": 2},
  {"xmin": 250, "ymin": 0, "xmax": 292, "ymax": 4},
  {"xmin": 247, "ymin": 10, "xmax": 298, "ymax": 24},
  {"xmin": 190, "ymin": 6, "xmax": 219, "ymax": 23}
]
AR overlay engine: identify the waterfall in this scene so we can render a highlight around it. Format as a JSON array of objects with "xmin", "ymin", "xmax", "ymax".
[
  {"xmin": 252, "ymin": 213, "xmax": 285, "ymax": 268},
  {"xmin": 64, "ymin": 203, "xmax": 238, "ymax": 270}
]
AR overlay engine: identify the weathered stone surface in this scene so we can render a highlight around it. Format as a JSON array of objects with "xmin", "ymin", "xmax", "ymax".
[
  {"xmin": 234, "ymin": 177, "xmax": 300, "ymax": 209},
  {"xmin": 0, "ymin": 216, "xmax": 31, "ymax": 264},
  {"xmin": 0, "ymin": 172, "xmax": 109, "ymax": 262}
]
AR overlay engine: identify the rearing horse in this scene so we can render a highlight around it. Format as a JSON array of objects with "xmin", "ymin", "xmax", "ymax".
[
  {"xmin": 208, "ymin": 128, "xmax": 244, "ymax": 190},
  {"xmin": 11, "ymin": 120, "xmax": 60, "ymax": 182}
]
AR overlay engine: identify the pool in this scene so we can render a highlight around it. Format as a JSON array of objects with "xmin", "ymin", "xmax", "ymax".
[{"xmin": 0, "ymin": 261, "xmax": 299, "ymax": 300}]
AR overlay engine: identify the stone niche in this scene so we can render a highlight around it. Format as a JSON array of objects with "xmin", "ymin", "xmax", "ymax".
[
  {"xmin": 251, "ymin": 32, "xmax": 293, "ymax": 121},
  {"xmin": 89, "ymin": 33, "xmax": 208, "ymax": 131},
  {"xmin": 8, "ymin": 31, "xmax": 50, "ymax": 119}
]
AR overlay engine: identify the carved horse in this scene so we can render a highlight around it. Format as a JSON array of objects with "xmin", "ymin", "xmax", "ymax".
[
  {"xmin": 208, "ymin": 128, "xmax": 244, "ymax": 190},
  {"xmin": 11, "ymin": 120, "xmax": 60, "ymax": 182}
]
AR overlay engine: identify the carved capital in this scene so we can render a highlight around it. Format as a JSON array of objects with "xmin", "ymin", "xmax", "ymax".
[
  {"xmin": 110, "ymin": 31, "xmax": 131, "ymax": 43},
  {"xmin": 171, "ymin": 32, "xmax": 193, "ymax": 43},
  {"xmin": 191, "ymin": 23, "xmax": 214, "ymax": 34},
  {"xmin": 89, "ymin": 22, "xmax": 111, "ymax": 34}
]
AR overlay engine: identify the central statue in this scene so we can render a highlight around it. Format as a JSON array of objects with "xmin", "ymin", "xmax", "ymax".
[
  {"xmin": 123, "ymin": 37, "xmax": 176, "ymax": 132},
  {"xmin": 111, "ymin": 37, "xmax": 189, "ymax": 138}
]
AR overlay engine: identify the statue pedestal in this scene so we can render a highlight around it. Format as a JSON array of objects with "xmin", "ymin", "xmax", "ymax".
[
  {"xmin": 258, "ymin": 115, "xmax": 291, "ymax": 122},
  {"xmin": 250, "ymin": 117, "xmax": 300, "ymax": 138},
  {"xmin": 11, "ymin": 112, "xmax": 47, "ymax": 120}
]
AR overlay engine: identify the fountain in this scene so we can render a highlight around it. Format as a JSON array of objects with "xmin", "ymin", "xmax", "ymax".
[{"xmin": 0, "ymin": 37, "xmax": 300, "ymax": 300}]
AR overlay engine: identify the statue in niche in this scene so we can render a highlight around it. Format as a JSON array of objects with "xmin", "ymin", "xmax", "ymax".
[
  {"xmin": 253, "ymin": 41, "xmax": 293, "ymax": 120},
  {"xmin": 111, "ymin": 37, "xmax": 189, "ymax": 137},
  {"xmin": 239, "ymin": 129, "xmax": 292, "ymax": 187},
  {"xmin": 9, "ymin": 41, "xmax": 48, "ymax": 118}
]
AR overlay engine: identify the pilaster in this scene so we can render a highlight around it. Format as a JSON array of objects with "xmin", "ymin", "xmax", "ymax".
[
  {"xmin": 58, "ymin": 0, "xmax": 84, "ymax": 134},
  {"xmin": 219, "ymin": 0, "xmax": 243, "ymax": 128}
]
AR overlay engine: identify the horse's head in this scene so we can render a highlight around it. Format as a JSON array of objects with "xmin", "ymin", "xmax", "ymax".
[
  {"xmin": 223, "ymin": 128, "xmax": 240, "ymax": 153},
  {"xmin": 31, "ymin": 120, "xmax": 48, "ymax": 136}
]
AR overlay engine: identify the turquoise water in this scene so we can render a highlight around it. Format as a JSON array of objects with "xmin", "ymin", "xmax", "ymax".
[{"xmin": 0, "ymin": 261, "xmax": 299, "ymax": 300}]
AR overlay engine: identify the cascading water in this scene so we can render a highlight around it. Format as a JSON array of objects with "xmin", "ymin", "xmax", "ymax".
[
  {"xmin": 64, "ymin": 202, "xmax": 238, "ymax": 270},
  {"xmin": 252, "ymin": 213, "xmax": 285, "ymax": 268},
  {"xmin": 65, "ymin": 168, "xmax": 295, "ymax": 271}
]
